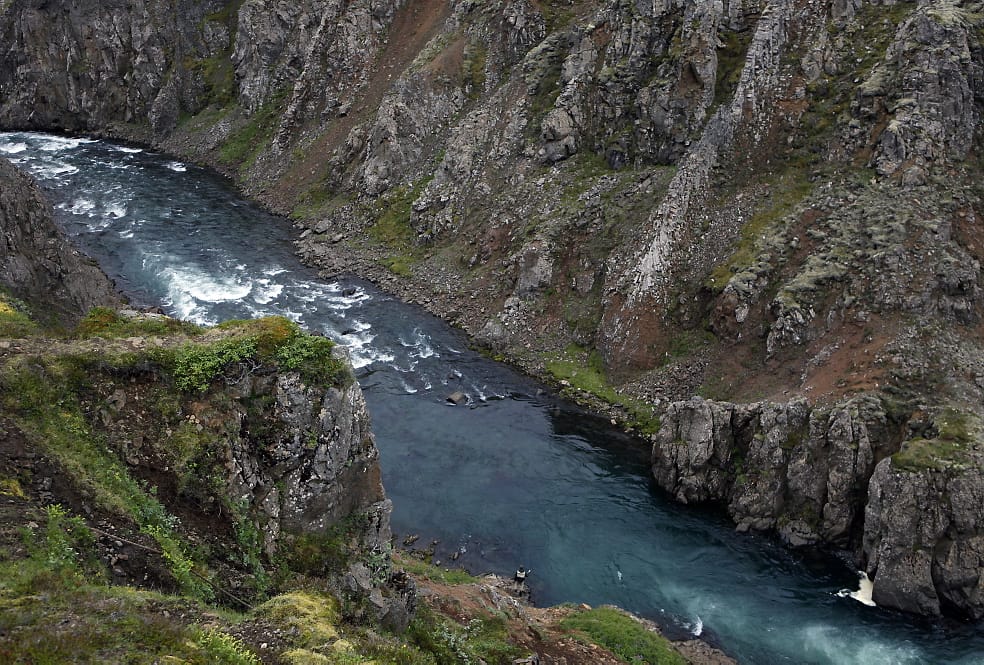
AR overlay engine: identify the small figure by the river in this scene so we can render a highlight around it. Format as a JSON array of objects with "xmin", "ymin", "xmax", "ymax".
[{"xmin": 514, "ymin": 566, "xmax": 529, "ymax": 584}]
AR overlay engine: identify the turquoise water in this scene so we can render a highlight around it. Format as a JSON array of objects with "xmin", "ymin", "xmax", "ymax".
[{"xmin": 3, "ymin": 131, "xmax": 982, "ymax": 664}]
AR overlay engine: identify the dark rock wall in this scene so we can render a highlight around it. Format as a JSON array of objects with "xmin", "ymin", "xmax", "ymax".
[{"xmin": 0, "ymin": 157, "xmax": 118, "ymax": 324}]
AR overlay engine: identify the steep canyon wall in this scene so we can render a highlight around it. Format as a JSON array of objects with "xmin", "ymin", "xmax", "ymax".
[{"xmin": 3, "ymin": 0, "xmax": 984, "ymax": 618}]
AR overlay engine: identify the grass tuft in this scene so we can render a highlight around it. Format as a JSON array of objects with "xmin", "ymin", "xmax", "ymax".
[{"xmin": 560, "ymin": 606, "xmax": 687, "ymax": 665}]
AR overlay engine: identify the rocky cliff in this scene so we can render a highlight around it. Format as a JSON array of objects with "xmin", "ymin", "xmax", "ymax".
[
  {"xmin": 0, "ymin": 156, "xmax": 119, "ymax": 325},
  {"xmin": 2, "ymin": 0, "xmax": 984, "ymax": 619},
  {"xmin": 0, "ymin": 308, "xmax": 411, "ymax": 614},
  {"xmin": 653, "ymin": 395, "xmax": 984, "ymax": 619}
]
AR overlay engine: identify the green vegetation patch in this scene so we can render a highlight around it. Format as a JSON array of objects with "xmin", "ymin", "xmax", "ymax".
[
  {"xmin": 0, "ymin": 355, "xmax": 212, "ymax": 599},
  {"xmin": 219, "ymin": 88, "xmax": 290, "ymax": 172},
  {"xmin": 891, "ymin": 408, "xmax": 976, "ymax": 472},
  {"xmin": 536, "ymin": 0, "xmax": 577, "ymax": 33},
  {"xmin": 713, "ymin": 27, "xmax": 754, "ymax": 110},
  {"xmin": 253, "ymin": 591, "xmax": 341, "ymax": 648},
  {"xmin": 396, "ymin": 554, "xmax": 479, "ymax": 585},
  {"xmin": 77, "ymin": 306, "xmax": 203, "ymax": 338},
  {"xmin": 706, "ymin": 173, "xmax": 814, "ymax": 291},
  {"xmin": 0, "ymin": 503, "xmax": 254, "ymax": 663},
  {"xmin": 462, "ymin": 40, "xmax": 488, "ymax": 100},
  {"xmin": 0, "ymin": 293, "xmax": 38, "ymax": 338},
  {"xmin": 370, "ymin": 175, "xmax": 434, "ymax": 275},
  {"xmin": 405, "ymin": 603, "xmax": 522, "ymax": 665},
  {"xmin": 545, "ymin": 346, "xmax": 660, "ymax": 435},
  {"xmin": 156, "ymin": 316, "xmax": 348, "ymax": 393},
  {"xmin": 560, "ymin": 606, "xmax": 686, "ymax": 665}
]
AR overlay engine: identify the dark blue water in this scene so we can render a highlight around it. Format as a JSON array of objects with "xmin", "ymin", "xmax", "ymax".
[{"xmin": 3, "ymin": 131, "xmax": 982, "ymax": 664}]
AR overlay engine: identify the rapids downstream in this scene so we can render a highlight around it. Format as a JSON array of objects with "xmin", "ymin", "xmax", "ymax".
[{"xmin": 3, "ymin": 131, "xmax": 982, "ymax": 664}]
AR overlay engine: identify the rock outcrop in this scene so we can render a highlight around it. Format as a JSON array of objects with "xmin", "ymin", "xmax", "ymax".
[
  {"xmin": 653, "ymin": 395, "xmax": 984, "ymax": 619},
  {"xmin": 0, "ymin": 156, "xmax": 118, "ymax": 324},
  {"xmin": 653, "ymin": 394, "xmax": 890, "ymax": 547}
]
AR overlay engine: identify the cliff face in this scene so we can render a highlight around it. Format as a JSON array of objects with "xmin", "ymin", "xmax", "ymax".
[
  {"xmin": 3, "ymin": 0, "xmax": 984, "ymax": 619},
  {"xmin": 0, "ymin": 312, "xmax": 411, "ymax": 627},
  {"xmin": 654, "ymin": 396, "xmax": 984, "ymax": 620},
  {"xmin": 0, "ymin": 156, "xmax": 119, "ymax": 325},
  {"xmin": 0, "ymin": 156, "xmax": 409, "ymax": 627}
]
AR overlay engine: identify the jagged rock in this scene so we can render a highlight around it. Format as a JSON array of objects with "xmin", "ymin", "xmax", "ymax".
[
  {"xmin": 653, "ymin": 394, "xmax": 886, "ymax": 545},
  {"xmin": 0, "ymin": 157, "xmax": 118, "ymax": 324},
  {"xmin": 863, "ymin": 456, "xmax": 984, "ymax": 619}
]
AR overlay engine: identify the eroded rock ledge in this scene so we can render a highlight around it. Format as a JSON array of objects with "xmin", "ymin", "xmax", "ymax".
[{"xmin": 653, "ymin": 395, "xmax": 984, "ymax": 619}]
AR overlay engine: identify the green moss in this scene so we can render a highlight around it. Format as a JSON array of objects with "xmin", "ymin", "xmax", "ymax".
[
  {"xmin": 396, "ymin": 554, "xmax": 479, "ymax": 586},
  {"xmin": 545, "ymin": 347, "xmax": 660, "ymax": 435},
  {"xmin": 77, "ymin": 307, "xmax": 203, "ymax": 339},
  {"xmin": 537, "ymin": 0, "xmax": 577, "ymax": 33},
  {"xmin": 0, "ymin": 293, "xmax": 38, "ymax": 338},
  {"xmin": 891, "ymin": 408, "xmax": 976, "ymax": 472},
  {"xmin": 706, "ymin": 173, "xmax": 814, "ymax": 291},
  {"xmin": 371, "ymin": 177, "xmax": 434, "ymax": 247},
  {"xmin": 193, "ymin": 627, "xmax": 261, "ymax": 664},
  {"xmin": 0, "ymin": 564, "xmax": 253, "ymax": 664},
  {"xmin": 253, "ymin": 592, "xmax": 341, "ymax": 647},
  {"xmin": 462, "ymin": 40, "xmax": 487, "ymax": 100},
  {"xmin": 560, "ymin": 606, "xmax": 686, "ymax": 665},
  {"xmin": 369, "ymin": 175, "xmax": 435, "ymax": 274},
  {"xmin": 219, "ymin": 88, "xmax": 290, "ymax": 172},
  {"xmin": 0, "ymin": 477, "xmax": 25, "ymax": 499}
]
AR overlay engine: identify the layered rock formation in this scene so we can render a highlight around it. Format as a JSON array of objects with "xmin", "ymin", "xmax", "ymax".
[{"xmin": 2, "ymin": 0, "xmax": 984, "ymax": 619}]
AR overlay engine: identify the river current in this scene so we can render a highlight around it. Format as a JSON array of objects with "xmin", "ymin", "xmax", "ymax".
[{"xmin": 2, "ymin": 131, "xmax": 982, "ymax": 664}]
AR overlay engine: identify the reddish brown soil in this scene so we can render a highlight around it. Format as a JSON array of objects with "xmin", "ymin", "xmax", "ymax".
[{"xmin": 268, "ymin": 0, "xmax": 453, "ymax": 207}]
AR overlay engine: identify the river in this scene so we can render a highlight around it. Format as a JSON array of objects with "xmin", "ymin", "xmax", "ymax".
[{"xmin": 2, "ymin": 131, "xmax": 982, "ymax": 664}]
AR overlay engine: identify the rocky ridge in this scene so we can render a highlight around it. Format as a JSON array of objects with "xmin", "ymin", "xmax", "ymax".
[{"xmin": 2, "ymin": 0, "xmax": 984, "ymax": 620}]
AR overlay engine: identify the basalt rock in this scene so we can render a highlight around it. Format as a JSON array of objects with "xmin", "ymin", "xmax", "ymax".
[
  {"xmin": 654, "ymin": 394, "xmax": 984, "ymax": 618},
  {"xmin": 863, "ymin": 447, "xmax": 984, "ymax": 619},
  {"xmin": 652, "ymin": 394, "xmax": 889, "ymax": 546},
  {"xmin": 0, "ymin": 156, "xmax": 118, "ymax": 324}
]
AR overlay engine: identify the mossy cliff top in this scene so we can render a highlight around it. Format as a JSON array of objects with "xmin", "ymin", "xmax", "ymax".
[{"xmin": 0, "ymin": 301, "xmax": 711, "ymax": 664}]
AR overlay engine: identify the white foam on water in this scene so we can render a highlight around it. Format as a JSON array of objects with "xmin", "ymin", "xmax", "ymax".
[
  {"xmin": 58, "ymin": 198, "xmax": 96, "ymax": 216},
  {"xmin": 114, "ymin": 145, "xmax": 143, "ymax": 154},
  {"xmin": 399, "ymin": 379, "xmax": 418, "ymax": 394},
  {"xmin": 690, "ymin": 616, "xmax": 703, "ymax": 637},
  {"xmin": 166, "ymin": 161, "xmax": 187, "ymax": 172},
  {"xmin": 400, "ymin": 327, "xmax": 438, "ymax": 359},
  {"xmin": 119, "ymin": 229, "xmax": 134, "ymax": 239},
  {"xmin": 162, "ymin": 265, "xmax": 252, "ymax": 304},
  {"xmin": 339, "ymin": 329, "xmax": 395, "ymax": 369},
  {"xmin": 0, "ymin": 141, "xmax": 27, "ymax": 154},
  {"xmin": 105, "ymin": 201, "xmax": 127, "ymax": 218},
  {"xmin": 252, "ymin": 279, "xmax": 284, "ymax": 305},
  {"xmin": 836, "ymin": 572, "xmax": 876, "ymax": 607},
  {"xmin": 34, "ymin": 161, "xmax": 79, "ymax": 177},
  {"xmin": 799, "ymin": 624, "xmax": 922, "ymax": 665},
  {"xmin": 37, "ymin": 136, "xmax": 95, "ymax": 151},
  {"xmin": 162, "ymin": 289, "xmax": 211, "ymax": 325}
]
